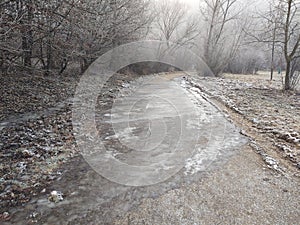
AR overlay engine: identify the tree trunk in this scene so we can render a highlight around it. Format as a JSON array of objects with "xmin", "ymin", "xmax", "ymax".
[
  {"xmin": 283, "ymin": 0, "xmax": 292, "ymax": 90},
  {"xmin": 21, "ymin": 0, "xmax": 33, "ymax": 72},
  {"xmin": 59, "ymin": 56, "xmax": 68, "ymax": 75},
  {"xmin": 285, "ymin": 60, "xmax": 291, "ymax": 90},
  {"xmin": 270, "ymin": 67, "xmax": 274, "ymax": 80},
  {"xmin": 45, "ymin": 35, "xmax": 53, "ymax": 76},
  {"xmin": 270, "ymin": 24, "xmax": 276, "ymax": 81},
  {"xmin": 22, "ymin": 32, "xmax": 33, "ymax": 68}
]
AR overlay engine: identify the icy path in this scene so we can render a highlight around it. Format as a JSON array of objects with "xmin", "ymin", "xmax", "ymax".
[{"xmin": 3, "ymin": 74, "xmax": 252, "ymax": 224}]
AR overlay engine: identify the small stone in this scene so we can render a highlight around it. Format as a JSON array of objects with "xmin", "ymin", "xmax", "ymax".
[
  {"xmin": 265, "ymin": 156, "xmax": 277, "ymax": 166},
  {"xmin": 17, "ymin": 161, "xmax": 27, "ymax": 172},
  {"xmin": 1, "ymin": 212, "xmax": 10, "ymax": 221},
  {"xmin": 22, "ymin": 149, "xmax": 34, "ymax": 157},
  {"xmin": 48, "ymin": 190, "xmax": 64, "ymax": 203},
  {"xmin": 240, "ymin": 130, "xmax": 247, "ymax": 136},
  {"xmin": 30, "ymin": 212, "xmax": 39, "ymax": 219}
]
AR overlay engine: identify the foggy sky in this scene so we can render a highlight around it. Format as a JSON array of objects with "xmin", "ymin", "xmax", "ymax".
[{"xmin": 169, "ymin": 0, "xmax": 268, "ymax": 11}]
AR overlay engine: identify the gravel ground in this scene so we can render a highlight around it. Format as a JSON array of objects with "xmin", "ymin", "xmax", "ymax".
[{"xmin": 114, "ymin": 145, "xmax": 300, "ymax": 225}]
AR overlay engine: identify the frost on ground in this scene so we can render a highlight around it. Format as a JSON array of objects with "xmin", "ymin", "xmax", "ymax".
[
  {"xmin": 0, "ymin": 71, "xmax": 299, "ymax": 224},
  {"xmin": 185, "ymin": 72, "xmax": 300, "ymax": 172},
  {"xmin": 177, "ymin": 77, "xmax": 247, "ymax": 175},
  {"xmin": 0, "ymin": 72, "xmax": 141, "ymax": 213}
]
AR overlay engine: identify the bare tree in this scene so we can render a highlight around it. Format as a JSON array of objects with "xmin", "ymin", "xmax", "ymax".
[
  {"xmin": 280, "ymin": 0, "xmax": 300, "ymax": 90},
  {"xmin": 0, "ymin": 0, "xmax": 78, "ymax": 74},
  {"xmin": 200, "ymin": 0, "xmax": 246, "ymax": 76},
  {"xmin": 266, "ymin": 1, "xmax": 282, "ymax": 80},
  {"xmin": 246, "ymin": 0, "xmax": 300, "ymax": 89},
  {"xmin": 0, "ymin": 0, "xmax": 151, "ymax": 75},
  {"xmin": 35, "ymin": 0, "xmax": 78, "ymax": 75},
  {"xmin": 0, "ymin": 0, "xmax": 34, "ymax": 73},
  {"xmin": 151, "ymin": 0, "xmax": 199, "ymax": 48},
  {"xmin": 72, "ymin": 0, "xmax": 151, "ymax": 72},
  {"xmin": 246, "ymin": 0, "xmax": 286, "ymax": 80},
  {"xmin": 226, "ymin": 46, "xmax": 266, "ymax": 74}
]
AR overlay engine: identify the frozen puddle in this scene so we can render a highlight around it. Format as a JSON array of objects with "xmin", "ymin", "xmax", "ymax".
[
  {"xmin": 180, "ymin": 77, "xmax": 248, "ymax": 174},
  {"xmin": 94, "ymin": 75, "xmax": 247, "ymax": 184},
  {"xmin": 5, "ymin": 74, "xmax": 248, "ymax": 225}
]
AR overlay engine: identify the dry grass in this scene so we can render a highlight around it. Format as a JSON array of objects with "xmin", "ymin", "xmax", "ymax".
[{"xmin": 223, "ymin": 71, "xmax": 299, "ymax": 92}]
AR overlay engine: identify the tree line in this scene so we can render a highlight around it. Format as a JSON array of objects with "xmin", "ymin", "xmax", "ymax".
[
  {"xmin": 0, "ymin": 0, "xmax": 150, "ymax": 75},
  {"xmin": 0, "ymin": 0, "xmax": 299, "ymax": 90}
]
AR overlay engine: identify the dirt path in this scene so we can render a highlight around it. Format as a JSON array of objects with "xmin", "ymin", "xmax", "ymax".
[
  {"xmin": 1, "ymin": 73, "xmax": 299, "ymax": 224},
  {"xmin": 114, "ymin": 145, "xmax": 299, "ymax": 225},
  {"xmin": 112, "ymin": 73, "xmax": 300, "ymax": 224}
]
